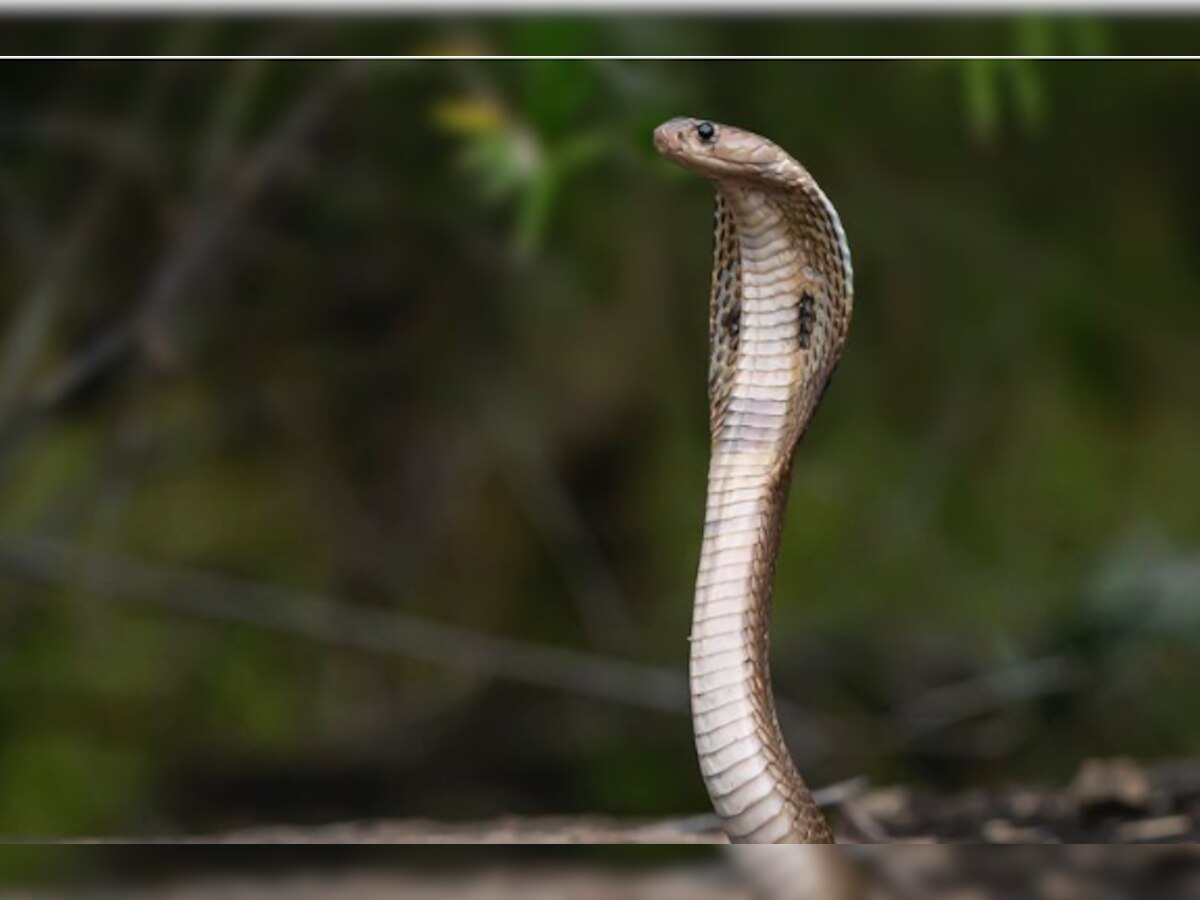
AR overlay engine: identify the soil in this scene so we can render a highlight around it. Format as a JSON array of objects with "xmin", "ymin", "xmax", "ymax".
[
  {"xmin": 22, "ymin": 759, "xmax": 1200, "ymax": 900},
  {"xmin": 141, "ymin": 756, "xmax": 1200, "ymax": 845}
]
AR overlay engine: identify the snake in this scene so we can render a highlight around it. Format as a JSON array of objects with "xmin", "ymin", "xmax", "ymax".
[{"xmin": 654, "ymin": 117, "xmax": 853, "ymax": 844}]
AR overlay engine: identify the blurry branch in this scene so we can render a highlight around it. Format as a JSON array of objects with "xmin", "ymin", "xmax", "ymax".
[
  {"xmin": 884, "ymin": 537, "xmax": 1200, "ymax": 755},
  {"xmin": 839, "ymin": 795, "xmax": 890, "ymax": 844},
  {"xmin": 888, "ymin": 655, "xmax": 1083, "ymax": 745},
  {"xmin": 0, "ymin": 116, "xmax": 160, "ymax": 176},
  {"xmin": 0, "ymin": 193, "xmax": 108, "ymax": 419},
  {"xmin": 193, "ymin": 58, "xmax": 269, "ymax": 197},
  {"xmin": 0, "ymin": 165, "xmax": 46, "ymax": 261},
  {"xmin": 0, "ymin": 533, "xmax": 687, "ymax": 714},
  {"xmin": 75, "ymin": 60, "xmax": 289, "ymax": 569},
  {"xmin": 0, "ymin": 59, "xmax": 193, "ymax": 420},
  {"xmin": 0, "ymin": 62, "xmax": 364, "ymax": 463},
  {"xmin": 0, "ymin": 533, "xmax": 831, "ymax": 762}
]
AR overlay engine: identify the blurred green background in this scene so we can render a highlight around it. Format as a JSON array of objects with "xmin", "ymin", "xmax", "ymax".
[{"xmin": 2, "ymin": 25, "xmax": 1200, "ymax": 839}]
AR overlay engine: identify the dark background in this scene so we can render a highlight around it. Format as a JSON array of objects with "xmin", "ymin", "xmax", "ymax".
[{"xmin": 1, "ymin": 23, "xmax": 1200, "ymax": 842}]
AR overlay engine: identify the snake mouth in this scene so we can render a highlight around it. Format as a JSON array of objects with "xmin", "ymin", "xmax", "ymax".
[{"xmin": 652, "ymin": 117, "xmax": 695, "ymax": 158}]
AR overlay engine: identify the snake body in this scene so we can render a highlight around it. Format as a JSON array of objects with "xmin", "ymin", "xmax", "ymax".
[{"xmin": 654, "ymin": 118, "xmax": 853, "ymax": 844}]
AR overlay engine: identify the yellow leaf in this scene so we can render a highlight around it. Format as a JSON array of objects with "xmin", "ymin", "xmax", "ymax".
[
  {"xmin": 432, "ymin": 97, "xmax": 505, "ymax": 135},
  {"xmin": 411, "ymin": 36, "xmax": 492, "ymax": 57}
]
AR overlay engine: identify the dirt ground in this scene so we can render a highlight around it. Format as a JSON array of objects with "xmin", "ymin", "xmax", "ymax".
[
  {"xmin": 141, "ymin": 756, "xmax": 1200, "ymax": 845},
  {"xmin": 14, "ymin": 759, "xmax": 1200, "ymax": 900}
]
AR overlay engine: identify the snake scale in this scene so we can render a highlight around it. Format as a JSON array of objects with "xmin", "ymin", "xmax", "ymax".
[{"xmin": 654, "ymin": 118, "xmax": 854, "ymax": 845}]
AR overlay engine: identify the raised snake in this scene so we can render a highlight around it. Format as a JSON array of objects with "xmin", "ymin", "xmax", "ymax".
[{"xmin": 654, "ymin": 118, "xmax": 853, "ymax": 845}]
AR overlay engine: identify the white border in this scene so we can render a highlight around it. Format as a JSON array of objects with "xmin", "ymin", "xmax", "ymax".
[
  {"xmin": 4, "ymin": 0, "xmax": 1200, "ymax": 11},
  {"xmin": 0, "ymin": 55, "xmax": 1196, "ymax": 60}
]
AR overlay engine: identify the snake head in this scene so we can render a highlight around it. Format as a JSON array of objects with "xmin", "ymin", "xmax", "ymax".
[{"xmin": 653, "ymin": 117, "xmax": 801, "ymax": 187}]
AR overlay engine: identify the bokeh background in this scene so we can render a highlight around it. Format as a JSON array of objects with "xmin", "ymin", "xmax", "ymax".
[{"xmin": 2, "ymin": 27, "xmax": 1200, "ymax": 840}]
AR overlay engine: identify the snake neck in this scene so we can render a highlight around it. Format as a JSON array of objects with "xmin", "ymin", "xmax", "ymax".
[{"xmin": 690, "ymin": 185, "xmax": 841, "ymax": 844}]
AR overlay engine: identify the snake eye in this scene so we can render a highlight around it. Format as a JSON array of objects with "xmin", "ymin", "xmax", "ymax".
[{"xmin": 696, "ymin": 121, "xmax": 716, "ymax": 142}]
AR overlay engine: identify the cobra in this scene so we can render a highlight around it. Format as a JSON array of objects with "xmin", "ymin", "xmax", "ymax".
[{"xmin": 654, "ymin": 117, "xmax": 853, "ymax": 844}]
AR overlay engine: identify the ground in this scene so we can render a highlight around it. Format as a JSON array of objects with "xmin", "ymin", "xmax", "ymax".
[{"xmin": 30, "ymin": 759, "xmax": 1198, "ymax": 900}]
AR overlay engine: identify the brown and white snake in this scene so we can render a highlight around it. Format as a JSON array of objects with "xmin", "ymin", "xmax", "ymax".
[{"xmin": 654, "ymin": 118, "xmax": 854, "ymax": 846}]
